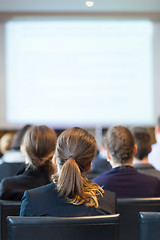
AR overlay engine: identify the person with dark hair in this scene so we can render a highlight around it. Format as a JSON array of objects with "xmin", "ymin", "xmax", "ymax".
[
  {"xmin": 0, "ymin": 125, "xmax": 32, "ymax": 181},
  {"xmin": 86, "ymin": 144, "xmax": 112, "ymax": 179},
  {"xmin": 149, "ymin": 116, "xmax": 160, "ymax": 170},
  {"xmin": 20, "ymin": 127, "xmax": 117, "ymax": 217},
  {"xmin": 92, "ymin": 125, "xmax": 160, "ymax": 198},
  {"xmin": 0, "ymin": 125, "xmax": 57, "ymax": 200},
  {"xmin": 1, "ymin": 125, "xmax": 32, "ymax": 163},
  {"xmin": 131, "ymin": 127, "xmax": 160, "ymax": 180}
]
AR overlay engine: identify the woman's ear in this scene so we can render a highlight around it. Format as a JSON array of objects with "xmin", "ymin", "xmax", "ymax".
[
  {"xmin": 20, "ymin": 144, "xmax": 26, "ymax": 157},
  {"xmin": 134, "ymin": 144, "xmax": 137, "ymax": 156},
  {"xmin": 149, "ymin": 145, "xmax": 152, "ymax": 153},
  {"xmin": 107, "ymin": 151, "xmax": 111, "ymax": 160},
  {"xmin": 53, "ymin": 156, "xmax": 57, "ymax": 165}
]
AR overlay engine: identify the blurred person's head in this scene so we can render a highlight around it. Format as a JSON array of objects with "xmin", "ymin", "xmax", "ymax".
[
  {"xmin": 11, "ymin": 125, "xmax": 32, "ymax": 150},
  {"xmin": 0, "ymin": 133, "xmax": 15, "ymax": 154},
  {"xmin": 155, "ymin": 116, "xmax": 160, "ymax": 142},
  {"xmin": 21, "ymin": 125, "xmax": 57, "ymax": 178},
  {"xmin": 54, "ymin": 127, "xmax": 103, "ymax": 207},
  {"xmin": 104, "ymin": 125, "xmax": 136, "ymax": 167},
  {"xmin": 131, "ymin": 127, "xmax": 151, "ymax": 161}
]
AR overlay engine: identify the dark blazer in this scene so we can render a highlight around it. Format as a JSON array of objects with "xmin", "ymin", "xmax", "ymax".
[
  {"xmin": 133, "ymin": 163, "xmax": 160, "ymax": 180},
  {"xmin": 92, "ymin": 154, "xmax": 112, "ymax": 174},
  {"xmin": 92, "ymin": 166, "xmax": 160, "ymax": 198},
  {"xmin": 0, "ymin": 165, "xmax": 51, "ymax": 201},
  {"xmin": 86, "ymin": 155, "xmax": 112, "ymax": 180},
  {"xmin": 20, "ymin": 182, "xmax": 117, "ymax": 217},
  {"xmin": 0, "ymin": 162, "xmax": 25, "ymax": 182}
]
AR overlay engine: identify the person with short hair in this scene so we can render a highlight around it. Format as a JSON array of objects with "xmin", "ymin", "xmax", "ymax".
[
  {"xmin": 131, "ymin": 127, "xmax": 160, "ymax": 180},
  {"xmin": 149, "ymin": 116, "xmax": 160, "ymax": 170},
  {"xmin": 92, "ymin": 125, "xmax": 160, "ymax": 198},
  {"xmin": 0, "ymin": 125, "xmax": 57, "ymax": 200},
  {"xmin": 20, "ymin": 127, "xmax": 117, "ymax": 217}
]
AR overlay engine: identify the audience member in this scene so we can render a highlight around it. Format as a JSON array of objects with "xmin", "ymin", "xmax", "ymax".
[
  {"xmin": 0, "ymin": 132, "xmax": 15, "ymax": 155},
  {"xmin": 20, "ymin": 127, "xmax": 117, "ymax": 216},
  {"xmin": 0, "ymin": 125, "xmax": 57, "ymax": 200},
  {"xmin": 86, "ymin": 144, "xmax": 112, "ymax": 180},
  {"xmin": 92, "ymin": 125, "xmax": 160, "ymax": 198},
  {"xmin": 92, "ymin": 144, "xmax": 112, "ymax": 173},
  {"xmin": 131, "ymin": 127, "xmax": 160, "ymax": 180},
  {"xmin": 0, "ymin": 125, "xmax": 32, "ymax": 181},
  {"xmin": 2, "ymin": 125, "xmax": 32, "ymax": 163},
  {"xmin": 149, "ymin": 116, "xmax": 160, "ymax": 170}
]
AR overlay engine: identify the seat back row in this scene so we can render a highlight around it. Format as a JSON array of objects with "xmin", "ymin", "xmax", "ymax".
[
  {"xmin": 7, "ymin": 214, "xmax": 120, "ymax": 240},
  {"xmin": 1, "ymin": 198, "xmax": 160, "ymax": 240}
]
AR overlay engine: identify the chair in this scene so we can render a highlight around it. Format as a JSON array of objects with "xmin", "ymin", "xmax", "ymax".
[
  {"xmin": 139, "ymin": 212, "xmax": 160, "ymax": 240},
  {"xmin": 7, "ymin": 214, "xmax": 120, "ymax": 240},
  {"xmin": 0, "ymin": 200, "xmax": 21, "ymax": 240},
  {"xmin": 117, "ymin": 198, "xmax": 160, "ymax": 240}
]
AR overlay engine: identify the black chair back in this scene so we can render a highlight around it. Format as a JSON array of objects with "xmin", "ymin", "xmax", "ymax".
[
  {"xmin": 118, "ymin": 198, "xmax": 160, "ymax": 240},
  {"xmin": 0, "ymin": 200, "xmax": 21, "ymax": 240},
  {"xmin": 7, "ymin": 214, "xmax": 120, "ymax": 240},
  {"xmin": 139, "ymin": 212, "xmax": 160, "ymax": 240}
]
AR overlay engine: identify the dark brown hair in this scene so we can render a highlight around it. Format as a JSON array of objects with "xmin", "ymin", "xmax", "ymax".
[
  {"xmin": 105, "ymin": 125, "xmax": 135, "ymax": 164},
  {"xmin": 11, "ymin": 125, "xmax": 32, "ymax": 150},
  {"xmin": 55, "ymin": 127, "xmax": 104, "ymax": 207},
  {"xmin": 131, "ymin": 127, "xmax": 151, "ymax": 160},
  {"xmin": 22, "ymin": 125, "xmax": 57, "ymax": 178}
]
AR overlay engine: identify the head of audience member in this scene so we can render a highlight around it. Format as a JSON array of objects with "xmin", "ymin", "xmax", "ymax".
[
  {"xmin": 54, "ymin": 127, "xmax": 104, "ymax": 208},
  {"xmin": 11, "ymin": 125, "xmax": 32, "ymax": 151},
  {"xmin": 0, "ymin": 133, "xmax": 15, "ymax": 155},
  {"xmin": 21, "ymin": 125, "xmax": 57, "ymax": 178},
  {"xmin": 131, "ymin": 127, "xmax": 151, "ymax": 162},
  {"xmin": 155, "ymin": 116, "xmax": 160, "ymax": 142},
  {"xmin": 104, "ymin": 125, "xmax": 136, "ymax": 168}
]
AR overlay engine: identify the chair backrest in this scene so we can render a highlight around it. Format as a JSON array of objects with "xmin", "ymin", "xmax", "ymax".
[
  {"xmin": 139, "ymin": 212, "xmax": 160, "ymax": 240},
  {"xmin": 118, "ymin": 198, "xmax": 160, "ymax": 240},
  {"xmin": 0, "ymin": 200, "xmax": 21, "ymax": 240},
  {"xmin": 7, "ymin": 214, "xmax": 120, "ymax": 240}
]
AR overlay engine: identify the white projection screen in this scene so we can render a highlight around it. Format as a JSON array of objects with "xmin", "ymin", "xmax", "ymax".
[{"xmin": 1, "ymin": 18, "xmax": 157, "ymax": 129}]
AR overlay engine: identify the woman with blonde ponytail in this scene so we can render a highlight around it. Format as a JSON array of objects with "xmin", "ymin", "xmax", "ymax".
[
  {"xmin": 20, "ymin": 127, "xmax": 117, "ymax": 216},
  {"xmin": 0, "ymin": 125, "xmax": 57, "ymax": 200}
]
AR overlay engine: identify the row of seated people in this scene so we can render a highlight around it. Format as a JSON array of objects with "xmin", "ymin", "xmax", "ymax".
[
  {"xmin": 0, "ymin": 124, "xmax": 160, "ymax": 217},
  {"xmin": 0, "ymin": 125, "xmax": 31, "ymax": 181}
]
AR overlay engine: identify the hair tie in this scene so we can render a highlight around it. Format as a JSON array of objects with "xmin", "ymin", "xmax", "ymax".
[{"xmin": 67, "ymin": 155, "xmax": 75, "ymax": 160}]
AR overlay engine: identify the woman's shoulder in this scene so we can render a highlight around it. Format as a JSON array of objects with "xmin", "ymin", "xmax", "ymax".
[
  {"xmin": 28, "ymin": 182, "xmax": 56, "ymax": 196},
  {"xmin": 21, "ymin": 182, "xmax": 59, "ymax": 216}
]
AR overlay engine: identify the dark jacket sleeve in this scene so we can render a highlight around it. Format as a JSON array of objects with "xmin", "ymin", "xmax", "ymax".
[
  {"xmin": 20, "ymin": 191, "xmax": 32, "ymax": 216},
  {"xmin": 0, "ymin": 178, "xmax": 10, "ymax": 200},
  {"xmin": 0, "ymin": 177, "xmax": 22, "ymax": 200}
]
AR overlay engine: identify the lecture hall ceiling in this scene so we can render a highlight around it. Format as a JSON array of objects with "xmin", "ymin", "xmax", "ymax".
[{"xmin": 0, "ymin": 0, "xmax": 160, "ymax": 12}]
